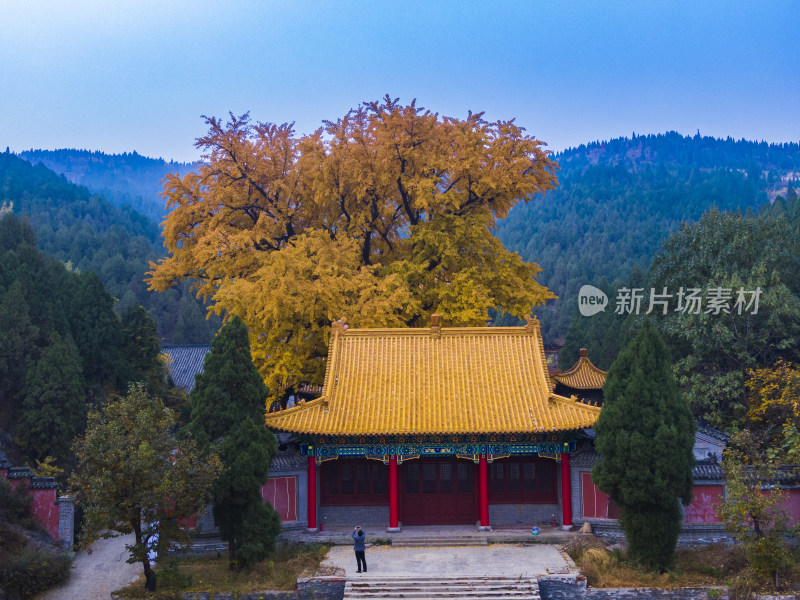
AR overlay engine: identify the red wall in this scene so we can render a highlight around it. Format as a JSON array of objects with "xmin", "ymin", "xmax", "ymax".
[
  {"xmin": 684, "ymin": 485, "xmax": 723, "ymax": 523},
  {"xmin": 31, "ymin": 487, "xmax": 59, "ymax": 539},
  {"xmin": 583, "ymin": 479, "xmax": 795, "ymax": 526},
  {"xmin": 3, "ymin": 476, "xmax": 59, "ymax": 540},
  {"xmin": 581, "ymin": 473, "xmax": 620, "ymax": 519},
  {"xmin": 770, "ymin": 488, "xmax": 800, "ymax": 526},
  {"xmin": 262, "ymin": 476, "xmax": 297, "ymax": 522}
]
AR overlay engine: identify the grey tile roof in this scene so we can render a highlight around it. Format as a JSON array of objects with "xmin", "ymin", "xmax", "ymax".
[
  {"xmin": 693, "ymin": 461, "xmax": 724, "ymax": 480},
  {"xmin": 569, "ymin": 444, "xmax": 600, "ymax": 467},
  {"xmin": 162, "ymin": 345, "xmax": 211, "ymax": 393},
  {"xmin": 744, "ymin": 465, "xmax": 800, "ymax": 486},
  {"xmin": 568, "ymin": 445, "xmax": 725, "ymax": 481},
  {"xmin": 775, "ymin": 466, "xmax": 800, "ymax": 485},
  {"xmin": 6, "ymin": 467, "xmax": 33, "ymax": 479},
  {"xmin": 271, "ymin": 451, "xmax": 307, "ymax": 472},
  {"xmin": 30, "ymin": 477, "xmax": 58, "ymax": 490},
  {"xmin": 1, "ymin": 465, "xmax": 58, "ymax": 489},
  {"xmin": 696, "ymin": 423, "xmax": 730, "ymax": 444},
  {"xmin": 297, "ymin": 383, "xmax": 323, "ymax": 396}
]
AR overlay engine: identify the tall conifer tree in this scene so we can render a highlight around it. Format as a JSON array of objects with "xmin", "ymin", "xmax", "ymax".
[
  {"xmin": 592, "ymin": 319, "xmax": 695, "ymax": 571},
  {"xmin": 69, "ymin": 271, "xmax": 124, "ymax": 391},
  {"xmin": 119, "ymin": 304, "xmax": 164, "ymax": 394},
  {"xmin": 187, "ymin": 316, "xmax": 279, "ymax": 568},
  {"xmin": 187, "ymin": 316, "xmax": 268, "ymax": 446},
  {"xmin": 212, "ymin": 418, "xmax": 280, "ymax": 568},
  {"xmin": 16, "ymin": 332, "xmax": 85, "ymax": 465}
]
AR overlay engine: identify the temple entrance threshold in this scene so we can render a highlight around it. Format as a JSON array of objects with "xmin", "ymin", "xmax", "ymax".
[
  {"xmin": 401, "ymin": 458, "xmax": 476, "ymax": 525},
  {"xmin": 287, "ymin": 524, "xmax": 578, "ymax": 547}
]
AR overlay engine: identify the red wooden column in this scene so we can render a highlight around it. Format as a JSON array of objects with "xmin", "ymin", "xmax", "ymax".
[
  {"xmin": 560, "ymin": 452, "xmax": 572, "ymax": 529},
  {"xmin": 307, "ymin": 456, "xmax": 317, "ymax": 531},
  {"xmin": 388, "ymin": 456, "xmax": 400, "ymax": 531},
  {"xmin": 478, "ymin": 454, "xmax": 491, "ymax": 530}
]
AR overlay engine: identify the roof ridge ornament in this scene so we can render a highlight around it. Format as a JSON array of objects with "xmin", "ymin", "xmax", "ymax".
[
  {"xmin": 523, "ymin": 314, "xmax": 540, "ymax": 334},
  {"xmin": 332, "ymin": 317, "xmax": 348, "ymax": 334},
  {"xmin": 430, "ymin": 313, "xmax": 442, "ymax": 339}
]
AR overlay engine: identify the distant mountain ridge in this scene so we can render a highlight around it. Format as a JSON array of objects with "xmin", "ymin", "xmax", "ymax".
[
  {"xmin": 560, "ymin": 131, "xmax": 800, "ymax": 172},
  {"xmin": 13, "ymin": 134, "xmax": 800, "ymax": 345},
  {"xmin": 0, "ymin": 152, "xmax": 219, "ymax": 343},
  {"xmin": 17, "ymin": 148, "xmax": 195, "ymax": 223},
  {"xmin": 496, "ymin": 132, "xmax": 800, "ymax": 343}
]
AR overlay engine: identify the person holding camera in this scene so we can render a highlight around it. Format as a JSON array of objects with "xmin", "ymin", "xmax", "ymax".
[{"xmin": 352, "ymin": 526, "xmax": 367, "ymax": 573}]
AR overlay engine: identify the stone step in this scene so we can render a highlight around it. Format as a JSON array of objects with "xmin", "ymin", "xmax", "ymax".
[
  {"xmin": 344, "ymin": 577, "xmax": 540, "ymax": 600},
  {"xmin": 349, "ymin": 582, "xmax": 535, "ymax": 591},
  {"xmin": 348, "ymin": 576, "xmax": 531, "ymax": 583},
  {"xmin": 391, "ymin": 537, "xmax": 488, "ymax": 547}
]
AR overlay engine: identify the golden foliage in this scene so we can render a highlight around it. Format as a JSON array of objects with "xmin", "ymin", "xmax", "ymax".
[
  {"xmin": 33, "ymin": 456, "xmax": 64, "ymax": 481},
  {"xmin": 745, "ymin": 359, "xmax": 800, "ymax": 447},
  {"xmin": 148, "ymin": 97, "xmax": 558, "ymax": 398}
]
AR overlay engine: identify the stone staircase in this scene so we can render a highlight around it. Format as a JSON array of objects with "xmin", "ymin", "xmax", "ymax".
[
  {"xmin": 391, "ymin": 536, "xmax": 488, "ymax": 547},
  {"xmin": 344, "ymin": 576, "xmax": 540, "ymax": 599}
]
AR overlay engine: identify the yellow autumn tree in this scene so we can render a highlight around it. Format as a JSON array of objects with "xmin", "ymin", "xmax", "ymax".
[
  {"xmin": 148, "ymin": 96, "xmax": 558, "ymax": 398},
  {"xmin": 746, "ymin": 359, "xmax": 800, "ymax": 460}
]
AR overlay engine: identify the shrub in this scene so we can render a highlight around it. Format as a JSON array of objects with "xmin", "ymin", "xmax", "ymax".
[
  {"xmin": 0, "ymin": 547, "xmax": 72, "ymax": 598},
  {"xmin": 717, "ymin": 432, "xmax": 795, "ymax": 587},
  {"xmin": 0, "ymin": 477, "xmax": 33, "ymax": 526},
  {"xmin": 156, "ymin": 560, "xmax": 193, "ymax": 590}
]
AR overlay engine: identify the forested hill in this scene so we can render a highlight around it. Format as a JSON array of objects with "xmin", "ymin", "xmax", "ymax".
[
  {"xmin": 556, "ymin": 132, "xmax": 800, "ymax": 173},
  {"xmin": 17, "ymin": 148, "xmax": 195, "ymax": 223},
  {"xmin": 496, "ymin": 133, "xmax": 800, "ymax": 344},
  {"xmin": 0, "ymin": 152, "xmax": 219, "ymax": 343}
]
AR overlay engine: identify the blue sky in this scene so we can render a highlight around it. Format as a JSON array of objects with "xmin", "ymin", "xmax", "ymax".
[{"xmin": 2, "ymin": 1, "xmax": 798, "ymax": 163}]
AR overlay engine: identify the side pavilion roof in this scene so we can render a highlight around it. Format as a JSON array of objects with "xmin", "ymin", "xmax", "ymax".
[
  {"xmin": 264, "ymin": 316, "xmax": 601, "ymax": 436},
  {"xmin": 552, "ymin": 348, "xmax": 607, "ymax": 390}
]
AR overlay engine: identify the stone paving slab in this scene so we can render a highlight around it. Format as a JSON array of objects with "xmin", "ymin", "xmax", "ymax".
[{"xmin": 321, "ymin": 543, "xmax": 572, "ymax": 579}]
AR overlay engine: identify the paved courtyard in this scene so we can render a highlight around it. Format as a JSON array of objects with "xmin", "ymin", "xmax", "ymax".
[{"xmin": 321, "ymin": 543, "xmax": 572, "ymax": 579}]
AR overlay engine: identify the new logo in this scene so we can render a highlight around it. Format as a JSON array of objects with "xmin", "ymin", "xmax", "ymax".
[{"xmin": 578, "ymin": 285, "xmax": 608, "ymax": 317}]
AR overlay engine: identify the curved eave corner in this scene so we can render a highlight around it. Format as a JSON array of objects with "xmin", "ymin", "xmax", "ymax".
[
  {"xmin": 264, "ymin": 396, "xmax": 329, "ymax": 433},
  {"xmin": 548, "ymin": 392, "xmax": 602, "ymax": 430}
]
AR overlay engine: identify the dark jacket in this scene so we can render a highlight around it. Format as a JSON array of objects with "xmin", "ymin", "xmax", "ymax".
[{"xmin": 352, "ymin": 530, "xmax": 366, "ymax": 551}]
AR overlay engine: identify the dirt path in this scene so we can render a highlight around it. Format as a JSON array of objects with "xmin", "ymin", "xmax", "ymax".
[{"xmin": 37, "ymin": 534, "xmax": 142, "ymax": 600}]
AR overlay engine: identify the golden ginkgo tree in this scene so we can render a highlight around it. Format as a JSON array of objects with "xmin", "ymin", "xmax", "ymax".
[{"xmin": 148, "ymin": 96, "xmax": 558, "ymax": 399}]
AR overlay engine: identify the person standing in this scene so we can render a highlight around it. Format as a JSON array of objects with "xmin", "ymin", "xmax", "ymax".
[{"xmin": 352, "ymin": 526, "xmax": 367, "ymax": 573}]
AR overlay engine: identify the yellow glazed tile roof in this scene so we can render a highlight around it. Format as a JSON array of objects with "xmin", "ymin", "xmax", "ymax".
[
  {"xmin": 265, "ymin": 316, "xmax": 601, "ymax": 435},
  {"xmin": 552, "ymin": 348, "xmax": 607, "ymax": 390}
]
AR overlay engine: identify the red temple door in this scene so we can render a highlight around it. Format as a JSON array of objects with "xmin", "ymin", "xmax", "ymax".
[{"xmin": 401, "ymin": 458, "xmax": 477, "ymax": 524}]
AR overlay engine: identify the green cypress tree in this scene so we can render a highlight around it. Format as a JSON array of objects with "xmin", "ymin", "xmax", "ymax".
[
  {"xmin": 187, "ymin": 315, "xmax": 280, "ymax": 569},
  {"xmin": 0, "ymin": 282, "xmax": 36, "ymax": 420},
  {"xmin": 15, "ymin": 332, "xmax": 86, "ymax": 466},
  {"xmin": 69, "ymin": 271, "xmax": 124, "ymax": 392},
  {"xmin": 172, "ymin": 294, "xmax": 212, "ymax": 344},
  {"xmin": 187, "ymin": 316, "xmax": 268, "ymax": 447},
  {"xmin": 119, "ymin": 304, "xmax": 165, "ymax": 394},
  {"xmin": 213, "ymin": 418, "xmax": 280, "ymax": 569},
  {"xmin": 592, "ymin": 319, "xmax": 695, "ymax": 571}
]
